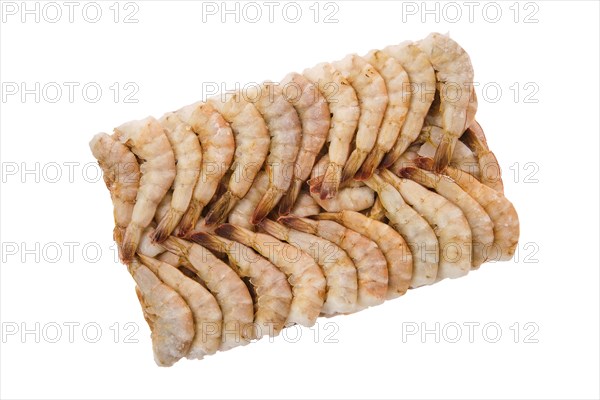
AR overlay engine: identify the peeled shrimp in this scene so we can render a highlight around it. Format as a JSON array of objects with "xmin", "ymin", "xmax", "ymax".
[
  {"xmin": 190, "ymin": 233, "xmax": 292, "ymax": 337},
  {"xmin": 315, "ymin": 210, "xmax": 412, "ymax": 299},
  {"xmin": 260, "ymin": 219, "xmax": 358, "ymax": 315},
  {"xmin": 176, "ymin": 102, "xmax": 235, "ymax": 236},
  {"xmin": 215, "ymin": 224, "xmax": 326, "ymax": 327},
  {"xmin": 303, "ymin": 62, "xmax": 360, "ymax": 199},
  {"xmin": 420, "ymin": 159, "xmax": 519, "ymax": 261},
  {"xmin": 290, "ymin": 192, "xmax": 321, "ymax": 217},
  {"xmin": 381, "ymin": 169, "xmax": 472, "ymax": 280},
  {"xmin": 382, "ymin": 42, "xmax": 436, "ymax": 167},
  {"xmin": 333, "ymin": 54, "xmax": 388, "ymax": 183},
  {"xmin": 89, "ymin": 132, "xmax": 140, "ymax": 259},
  {"xmin": 400, "ymin": 166, "xmax": 494, "ymax": 269},
  {"xmin": 205, "ymin": 93, "xmax": 270, "ymax": 225},
  {"xmin": 138, "ymin": 253, "xmax": 222, "ymax": 358},
  {"xmin": 246, "ymin": 82, "xmax": 301, "ymax": 224},
  {"xmin": 418, "ymin": 33, "xmax": 474, "ymax": 172},
  {"xmin": 279, "ymin": 73, "xmax": 330, "ymax": 214},
  {"xmin": 228, "ymin": 171, "xmax": 269, "ymax": 230},
  {"xmin": 128, "ymin": 257, "xmax": 194, "ymax": 367},
  {"xmin": 418, "ymin": 125, "xmax": 480, "ymax": 179},
  {"xmin": 113, "ymin": 117, "xmax": 176, "ymax": 262},
  {"xmin": 358, "ymin": 50, "xmax": 410, "ymax": 179},
  {"xmin": 279, "ymin": 216, "xmax": 387, "ymax": 308},
  {"xmin": 461, "ymin": 121, "xmax": 504, "ymax": 193},
  {"xmin": 152, "ymin": 113, "xmax": 202, "ymax": 242},
  {"xmin": 161, "ymin": 237, "xmax": 254, "ymax": 350},
  {"xmin": 364, "ymin": 173, "xmax": 438, "ymax": 287}
]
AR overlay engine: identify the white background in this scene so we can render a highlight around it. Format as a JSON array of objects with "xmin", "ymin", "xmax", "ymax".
[{"xmin": 1, "ymin": 1, "xmax": 599, "ymax": 399}]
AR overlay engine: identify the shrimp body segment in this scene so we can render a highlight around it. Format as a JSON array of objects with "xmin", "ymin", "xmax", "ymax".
[
  {"xmin": 114, "ymin": 117, "xmax": 176, "ymax": 262},
  {"xmin": 228, "ymin": 171, "xmax": 269, "ymax": 230}
]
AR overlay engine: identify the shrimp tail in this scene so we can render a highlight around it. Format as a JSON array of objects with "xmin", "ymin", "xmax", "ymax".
[
  {"xmin": 433, "ymin": 134, "xmax": 455, "ymax": 172},
  {"xmin": 113, "ymin": 226, "xmax": 125, "ymax": 247},
  {"xmin": 341, "ymin": 151, "xmax": 367, "ymax": 184},
  {"xmin": 161, "ymin": 236, "xmax": 188, "ymax": 255},
  {"xmin": 188, "ymin": 232, "xmax": 226, "ymax": 254},
  {"xmin": 137, "ymin": 253, "xmax": 160, "ymax": 268},
  {"xmin": 278, "ymin": 216, "xmax": 316, "ymax": 235},
  {"xmin": 357, "ymin": 148, "xmax": 385, "ymax": 181},
  {"xmin": 177, "ymin": 200, "xmax": 204, "ymax": 237},
  {"xmin": 308, "ymin": 174, "xmax": 324, "ymax": 193},
  {"xmin": 214, "ymin": 223, "xmax": 244, "ymax": 244},
  {"xmin": 205, "ymin": 191, "xmax": 236, "ymax": 225},
  {"xmin": 279, "ymin": 178, "xmax": 302, "ymax": 216},
  {"xmin": 153, "ymin": 209, "xmax": 184, "ymax": 243},
  {"xmin": 121, "ymin": 224, "xmax": 143, "ymax": 263},
  {"xmin": 414, "ymin": 156, "xmax": 435, "ymax": 171},
  {"xmin": 252, "ymin": 186, "xmax": 284, "ymax": 225},
  {"xmin": 399, "ymin": 166, "xmax": 438, "ymax": 189},
  {"xmin": 312, "ymin": 212, "xmax": 340, "ymax": 222},
  {"xmin": 320, "ymin": 163, "xmax": 342, "ymax": 200},
  {"xmin": 257, "ymin": 219, "xmax": 286, "ymax": 240}
]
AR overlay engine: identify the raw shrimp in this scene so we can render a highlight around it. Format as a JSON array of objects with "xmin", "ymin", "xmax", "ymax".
[
  {"xmin": 333, "ymin": 54, "xmax": 388, "ymax": 184},
  {"xmin": 161, "ymin": 237, "xmax": 254, "ymax": 350},
  {"xmin": 152, "ymin": 113, "xmax": 202, "ymax": 242},
  {"xmin": 418, "ymin": 125, "xmax": 480, "ymax": 179},
  {"xmin": 461, "ymin": 121, "xmax": 504, "ymax": 193},
  {"xmin": 418, "ymin": 33, "xmax": 474, "ymax": 172},
  {"xmin": 310, "ymin": 154, "xmax": 375, "ymax": 212},
  {"xmin": 382, "ymin": 42, "xmax": 436, "ymax": 167},
  {"xmin": 190, "ymin": 233, "xmax": 292, "ymax": 337},
  {"xmin": 138, "ymin": 225, "xmax": 165, "ymax": 258},
  {"xmin": 364, "ymin": 173, "xmax": 438, "ymax": 287},
  {"xmin": 381, "ymin": 169, "xmax": 472, "ymax": 280},
  {"xmin": 176, "ymin": 102, "xmax": 235, "ymax": 236},
  {"xmin": 389, "ymin": 146, "xmax": 421, "ymax": 175},
  {"xmin": 205, "ymin": 93, "xmax": 270, "ymax": 225},
  {"xmin": 279, "ymin": 73, "xmax": 330, "ymax": 214},
  {"xmin": 290, "ymin": 192, "xmax": 321, "ymax": 217},
  {"xmin": 400, "ymin": 166, "xmax": 493, "ymax": 269},
  {"xmin": 215, "ymin": 224, "xmax": 326, "ymax": 327},
  {"xmin": 303, "ymin": 62, "xmax": 360, "ymax": 199},
  {"xmin": 138, "ymin": 253, "xmax": 222, "ymax": 358},
  {"xmin": 89, "ymin": 132, "xmax": 140, "ymax": 259},
  {"xmin": 426, "ymin": 86, "xmax": 477, "ymax": 132},
  {"xmin": 128, "ymin": 257, "xmax": 194, "ymax": 367},
  {"xmin": 246, "ymin": 82, "xmax": 301, "ymax": 224},
  {"xmin": 228, "ymin": 171, "xmax": 269, "ymax": 230},
  {"xmin": 419, "ymin": 159, "xmax": 519, "ymax": 261},
  {"xmin": 366, "ymin": 198, "xmax": 386, "ymax": 222},
  {"xmin": 315, "ymin": 210, "xmax": 412, "ymax": 299},
  {"xmin": 260, "ymin": 219, "xmax": 358, "ymax": 315},
  {"xmin": 114, "ymin": 117, "xmax": 176, "ymax": 262},
  {"xmin": 279, "ymin": 216, "xmax": 387, "ymax": 308},
  {"xmin": 358, "ymin": 50, "xmax": 410, "ymax": 179}
]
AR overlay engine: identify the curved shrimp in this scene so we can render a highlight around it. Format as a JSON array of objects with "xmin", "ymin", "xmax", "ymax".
[
  {"xmin": 315, "ymin": 210, "xmax": 412, "ymax": 299},
  {"xmin": 138, "ymin": 253, "xmax": 222, "ymax": 358},
  {"xmin": 358, "ymin": 50, "xmax": 410, "ymax": 179},
  {"xmin": 364, "ymin": 173, "xmax": 438, "ymax": 287},
  {"xmin": 152, "ymin": 113, "xmax": 202, "ymax": 242},
  {"xmin": 89, "ymin": 132, "xmax": 140, "ymax": 260},
  {"xmin": 176, "ymin": 102, "xmax": 235, "ymax": 236},
  {"xmin": 382, "ymin": 42, "xmax": 436, "ymax": 167},
  {"xmin": 333, "ymin": 54, "xmax": 388, "ymax": 183},
  {"xmin": 303, "ymin": 62, "xmax": 360, "ymax": 199},
  {"xmin": 400, "ymin": 166, "xmax": 494, "ymax": 269},
  {"xmin": 160, "ymin": 236, "xmax": 254, "ymax": 350},
  {"xmin": 290, "ymin": 192, "xmax": 321, "ymax": 217},
  {"xmin": 418, "ymin": 33, "xmax": 475, "ymax": 172},
  {"xmin": 128, "ymin": 257, "xmax": 194, "ymax": 367},
  {"xmin": 228, "ymin": 171, "xmax": 269, "ymax": 230},
  {"xmin": 246, "ymin": 82, "xmax": 302, "ymax": 223},
  {"xmin": 419, "ymin": 159, "xmax": 519, "ymax": 261},
  {"xmin": 205, "ymin": 93, "xmax": 270, "ymax": 225},
  {"xmin": 260, "ymin": 219, "xmax": 358, "ymax": 315},
  {"xmin": 113, "ymin": 117, "xmax": 176, "ymax": 262},
  {"xmin": 461, "ymin": 121, "xmax": 504, "ymax": 193},
  {"xmin": 381, "ymin": 169, "xmax": 472, "ymax": 280},
  {"xmin": 418, "ymin": 125, "xmax": 480, "ymax": 179},
  {"xmin": 310, "ymin": 154, "xmax": 375, "ymax": 212},
  {"xmin": 278, "ymin": 73, "xmax": 330, "ymax": 214},
  {"xmin": 190, "ymin": 233, "xmax": 292, "ymax": 337},
  {"xmin": 279, "ymin": 216, "xmax": 387, "ymax": 308},
  {"xmin": 215, "ymin": 224, "xmax": 326, "ymax": 327}
]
